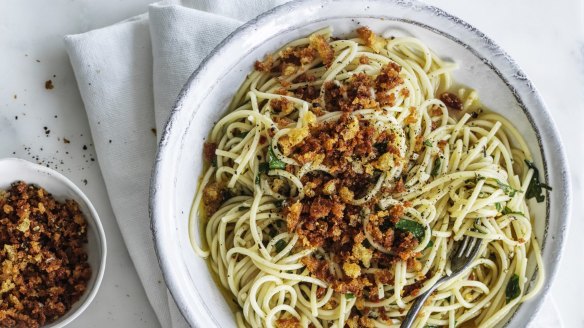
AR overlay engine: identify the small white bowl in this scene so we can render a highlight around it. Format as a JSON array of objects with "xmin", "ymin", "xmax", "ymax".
[{"xmin": 0, "ymin": 157, "xmax": 107, "ymax": 328}]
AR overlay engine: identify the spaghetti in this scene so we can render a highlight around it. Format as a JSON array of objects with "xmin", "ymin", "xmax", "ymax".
[{"xmin": 190, "ymin": 27, "xmax": 548, "ymax": 328}]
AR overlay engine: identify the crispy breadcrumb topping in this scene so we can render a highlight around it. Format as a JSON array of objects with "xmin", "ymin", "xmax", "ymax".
[
  {"xmin": 254, "ymin": 33, "xmax": 335, "ymax": 75},
  {"xmin": 356, "ymin": 27, "xmax": 388, "ymax": 53},
  {"xmin": 0, "ymin": 182, "xmax": 91, "ymax": 327},
  {"xmin": 274, "ymin": 49, "xmax": 421, "ymax": 298},
  {"xmin": 203, "ymin": 28, "xmax": 429, "ymax": 320}
]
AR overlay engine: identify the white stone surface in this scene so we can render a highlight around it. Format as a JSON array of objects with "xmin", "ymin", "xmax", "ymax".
[
  {"xmin": 0, "ymin": 1, "xmax": 160, "ymax": 327},
  {"xmin": 0, "ymin": 1, "xmax": 582, "ymax": 327}
]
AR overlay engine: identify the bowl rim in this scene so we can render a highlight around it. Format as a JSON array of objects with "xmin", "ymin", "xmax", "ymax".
[
  {"xmin": 0, "ymin": 157, "xmax": 108, "ymax": 328},
  {"xmin": 150, "ymin": 0, "xmax": 572, "ymax": 327}
]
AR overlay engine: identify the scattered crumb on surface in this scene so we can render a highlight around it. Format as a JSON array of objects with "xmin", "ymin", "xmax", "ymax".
[{"xmin": 44, "ymin": 80, "xmax": 54, "ymax": 90}]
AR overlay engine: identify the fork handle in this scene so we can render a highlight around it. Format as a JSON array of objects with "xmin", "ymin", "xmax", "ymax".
[{"xmin": 399, "ymin": 278, "xmax": 443, "ymax": 328}]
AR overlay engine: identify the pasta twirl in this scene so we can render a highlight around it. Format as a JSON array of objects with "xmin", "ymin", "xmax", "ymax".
[{"xmin": 190, "ymin": 27, "xmax": 546, "ymax": 328}]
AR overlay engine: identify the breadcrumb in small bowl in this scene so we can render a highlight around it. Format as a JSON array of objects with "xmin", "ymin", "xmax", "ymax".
[{"xmin": 0, "ymin": 158, "xmax": 106, "ymax": 328}]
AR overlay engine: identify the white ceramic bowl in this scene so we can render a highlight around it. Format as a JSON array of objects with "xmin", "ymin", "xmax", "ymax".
[
  {"xmin": 150, "ymin": 0, "xmax": 571, "ymax": 327},
  {"xmin": 0, "ymin": 158, "xmax": 107, "ymax": 328}
]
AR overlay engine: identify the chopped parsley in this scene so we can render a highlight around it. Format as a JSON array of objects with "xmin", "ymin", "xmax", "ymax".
[
  {"xmin": 396, "ymin": 219, "xmax": 425, "ymax": 240},
  {"xmin": 267, "ymin": 145, "xmax": 286, "ymax": 170},
  {"xmin": 424, "ymin": 240, "xmax": 434, "ymax": 250},
  {"xmin": 258, "ymin": 162, "xmax": 269, "ymax": 174},
  {"xmin": 524, "ymin": 160, "xmax": 552, "ymax": 203},
  {"xmin": 502, "ymin": 207, "xmax": 524, "ymax": 216},
  {"xmin": 374, "ymin": 141, "xmax": 388, "ymax": 154},
  {"xmin": 505, "ymin": 274, "xmax": 521, "ymax": 303},
  {"xmin": 431, "ymin": 157, "xmax": 442, "ymax": 177},
  {"xmin": 423, "ymin": 139, "xmax": 433, "ymax": 148},
  {"xmin": 236, "ymin": 131, "xmax": 249, "ymax": 138},
  {"xmin": 275, "ymin": 240, "xmax": 287, "ymax": 253},
  {"xmin": 495, "ymin": 180, "xmax": 520, "ymax": 197},
  {"xmin": 256, "ymin": 146, "xmax": 285, "ymax": 184}
]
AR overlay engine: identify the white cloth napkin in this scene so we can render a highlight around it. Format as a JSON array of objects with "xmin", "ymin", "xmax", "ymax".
[
  {"xmin": 63, "ymin": 1, "xmax": 563, "ymax": 327},
  {"xmin": 64, "ymin": 1, "xmax": 286, "ymax": 327}
]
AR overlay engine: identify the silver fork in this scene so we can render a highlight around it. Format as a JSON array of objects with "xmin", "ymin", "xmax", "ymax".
[{"xmin": 400, "ymin": 236, "xmax": 483, "ymax": 328}]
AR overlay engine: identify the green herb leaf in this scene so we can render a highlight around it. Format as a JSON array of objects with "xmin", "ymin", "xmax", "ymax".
[
  {"xmin": 423, "ymin": 139, "xmax": 433, "ymax": 148},
  {"xmin": 496, "ymin": 179, "xmax": 519, "ymax": 197},
  {"xmin": 524, "ymin": 160, "xmax": 552, "ymax": 203},
  {"xmin": 424, "ymin": 240, "xmax": 434, "ymax": 250},
  {"xmin": 255, "ymin": 175, "xmax": 260, "ymax": 185},
  {"xmin": 502, "ymin": 207, "xmax": 524, "ymax": 216},
  {"xmin": 268, "ymin": 146, "xmax": 286, "ymax": 170},
  {"xmin": 258, "ymin": 162, "xmax": 270, "ymax": 174},
  {"xmin": 374, "ymin": 142, "xmax": 388, "ymax": 154},
  {"xmin": 431, "ymin": 157, "xmax": 442, "ymax": 177},
  {"xmin": 345, "ymin": 293, "xmax": 355, "ymax": 299},
  {"xmin": 236, "ymin": 131, "xmax": 249, "ymax": 139},
  {"xmin": 275, "ymin": 240, "xmax": 287, "ymax": 253},
  {"xmin": 505, "ymin": 274, "xmax": 521, "ymax": 303},
  {"xmin": 396, "ymin": 219, "xmax": 425, "ymax": 240},
  {"xmin": 495, "ymin": 202, "xmax": 502, "ymax": 212}
]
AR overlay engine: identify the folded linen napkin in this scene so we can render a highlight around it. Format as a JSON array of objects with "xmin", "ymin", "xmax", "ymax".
[
  {"xmin": 65, "ymin": 1, "xmax": 286, "ymax": 326},
  {"xmin": 63, "ymin": 1, "xmax": 563, "ymax": 327}
]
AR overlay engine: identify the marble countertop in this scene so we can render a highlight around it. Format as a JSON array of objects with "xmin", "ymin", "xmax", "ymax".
[{"xmin": 0, "ymin": 0, "xmax": 582, "ymax": 327}]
